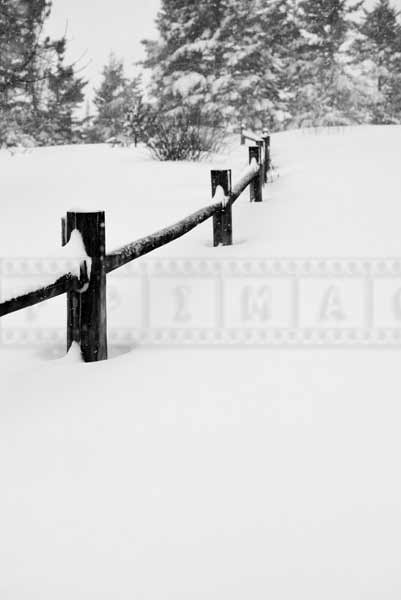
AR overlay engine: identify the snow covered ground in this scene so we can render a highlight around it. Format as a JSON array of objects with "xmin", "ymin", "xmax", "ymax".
[{"xmin": 1, "ymin": 126, "xmax": 401, "ymax": 599}]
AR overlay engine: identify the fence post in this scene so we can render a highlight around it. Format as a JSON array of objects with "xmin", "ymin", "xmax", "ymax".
[
  {"xmin": 249, "ymin": 146, "xmax": 263, "ymax": 203},
  {"xmin": 240, "ymin": 123, "xmax": 246, "ymax": 146},
  {"xmin": 262, "ymin": 129, "xmax": 271, "ymax": 183},
  {"xmin": 211, "ymin": 170, "xmax": 232, "ymax": 246},
  {"xmin": 62, "ymin": 211, "xmax": 108, "ymax": 362},
  {"xmin": 257, "ymin": 139, "xmax": 265, "ymax": 192}
]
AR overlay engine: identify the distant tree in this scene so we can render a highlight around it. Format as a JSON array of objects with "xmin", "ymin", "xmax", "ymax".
[
  {"xmin": 93, "ymin": 54, "xmax": 129, "ymax": 140},
  {"xmin": 42, "ymin": 38, "xmax": 87, "ymax": 143},
  {"xmin": 79, "ymin": 100, "xmax": 96, "ymax": 142},
  {"xmin": 93, "ymin": 57, "xmax": 152, "ymax": 145},
  {"xmin": 122, "ymin": 75, "xmax": 151, "ymax": 146},
  {"xmin": 289, "ymin": 0, "xmax": 367, "ymax": 127},
  {"xmin": 352, "ymin": 0, "xmax": 401, "ymax": 123}
]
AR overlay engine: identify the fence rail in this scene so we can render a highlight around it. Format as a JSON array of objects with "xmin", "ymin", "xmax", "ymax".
[
  {"xmin": 0, "ymin": 127, "xmax": 272, "ymax": 362},
  {"xmin": 106, "ymin": 202, "xmax": 221, "ymax": 274},
  {"xmin": 0, "ymin": 272, "xmax": 83, "ymax": 318}
]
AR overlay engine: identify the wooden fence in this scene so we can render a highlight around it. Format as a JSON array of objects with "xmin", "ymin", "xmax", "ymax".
[{"xmin": 0, "ymin": 128, "xmax": 272, "ymax": 362}]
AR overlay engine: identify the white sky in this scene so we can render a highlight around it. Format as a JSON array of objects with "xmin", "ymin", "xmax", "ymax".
[
  {"xmin": 46, "ymin": 0, "xmax": 401, "ymax": 104},
  {"xmin": 46, "ymin": 1, "xmax": 161, "ymax": 102}
]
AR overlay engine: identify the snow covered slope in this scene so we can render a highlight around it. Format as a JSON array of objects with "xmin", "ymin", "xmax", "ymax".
[
  {"xmin": 1, "ymin": 126, "xmax": 401, "ymax": 600},
  {"xmin": 1, "ymin": 125, "xmax": 400, "ymax": 258}
]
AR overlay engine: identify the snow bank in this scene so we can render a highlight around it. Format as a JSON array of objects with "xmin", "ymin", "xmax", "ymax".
[{"xmin": 1, "ymin": 125, "xmax": 401, "ymax": 599}]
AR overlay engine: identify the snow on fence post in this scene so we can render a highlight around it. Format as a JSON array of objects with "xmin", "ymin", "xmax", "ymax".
[
  {"xmin": 249, "ymin": 146, "xmax": 263, "ymax": 203},
  {"xmin": 211, "ymin": 170, "xmax": 232, "ymax": 247},
  {"xmin": 62, "ymin": 211, "xmax": 108, "ymax": 362},
  {"xmin": 262, "ymin": 129, "xmax": 271, "ymax": 184},
  {"xmin": 240, "ymin": 123, "xmax": 246, "ymax": 146},
  {"xmin": 61, "ymin": 216, "xmax": 79, "ymax": 353}
]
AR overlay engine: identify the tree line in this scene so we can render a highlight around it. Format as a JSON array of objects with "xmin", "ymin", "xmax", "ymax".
[
  {"xmin": 2, "ymin": 0, "xmax": 401, "ymax": 149},
  {"xmin": 139, "ymin": 0, "xmax": 401, "ymax": 131}
]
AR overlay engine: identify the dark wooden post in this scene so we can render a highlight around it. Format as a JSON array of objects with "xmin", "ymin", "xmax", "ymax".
[
  {"xmin": 262, "ymin": 128, "xmax": 271, "ymax": 183},
  {"xmin": 212, "ymin": 170, "xmax": 232, "ymax": 246},
  {"xmin": 240, "ymin": 123, "xmax": 246, "ymax": 146},
  {"xmin": 62, "ymin": 211, "xmax": 107, "ymax": 362},
  {"xmin": 249, "ymin": 146, "xmax": 263, "ymax": 203}
]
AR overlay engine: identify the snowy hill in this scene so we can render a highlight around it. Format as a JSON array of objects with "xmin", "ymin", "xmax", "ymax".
[
  {"xmin": 2, "ymin": 126, "xmax": 401, "ymax": 599},
  {"xmin": 2, "ymin": 125, "xmax": 401, "ymax": 258}
]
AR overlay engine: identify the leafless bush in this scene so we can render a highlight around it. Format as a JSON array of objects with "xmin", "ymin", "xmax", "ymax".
[{"xmin": 144, "ymin": 105, "xmax": 224, "ymax": 161}]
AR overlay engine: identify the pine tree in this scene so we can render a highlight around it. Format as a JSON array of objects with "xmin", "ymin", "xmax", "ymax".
[
  {"xmin": 290, "ymin": 0, "xmax": 366, "ymax": 127},
  {"xmin": 123, "ymin": 75, "xmax": 151, "ymax": 146},
  {"xmin": 0, "ymin": 0, "xmax": 86, "ymax": 146},
  {"xmin": 353, "ymin": 0, "xmax": 401, "ymax": 123},
  {"xmin": 215, "ymin": 0, "xmax": 300, "ymax": 129},
  {"xmin": 0, "ymin": 0, "xmax": 51, "ymax": 102},
  {"xmin": 45, "ymin": 38, "xmax": 87, "ymax": 143},
  {"xmin": 93, "ymin": 54, "xmax": 130, "ymax": 140},
  {"xmin": 142, "ymin": 0, "xmax": 226, "ymax": 112},
  {"xmin": 0, "ymin": 0, "xmax": 51, "ymax": 145}
]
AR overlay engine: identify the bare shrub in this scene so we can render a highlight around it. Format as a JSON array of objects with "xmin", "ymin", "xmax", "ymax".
[{"xmin": 144, "ymin": 105, "xmax": 224, "ymax": 161}]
